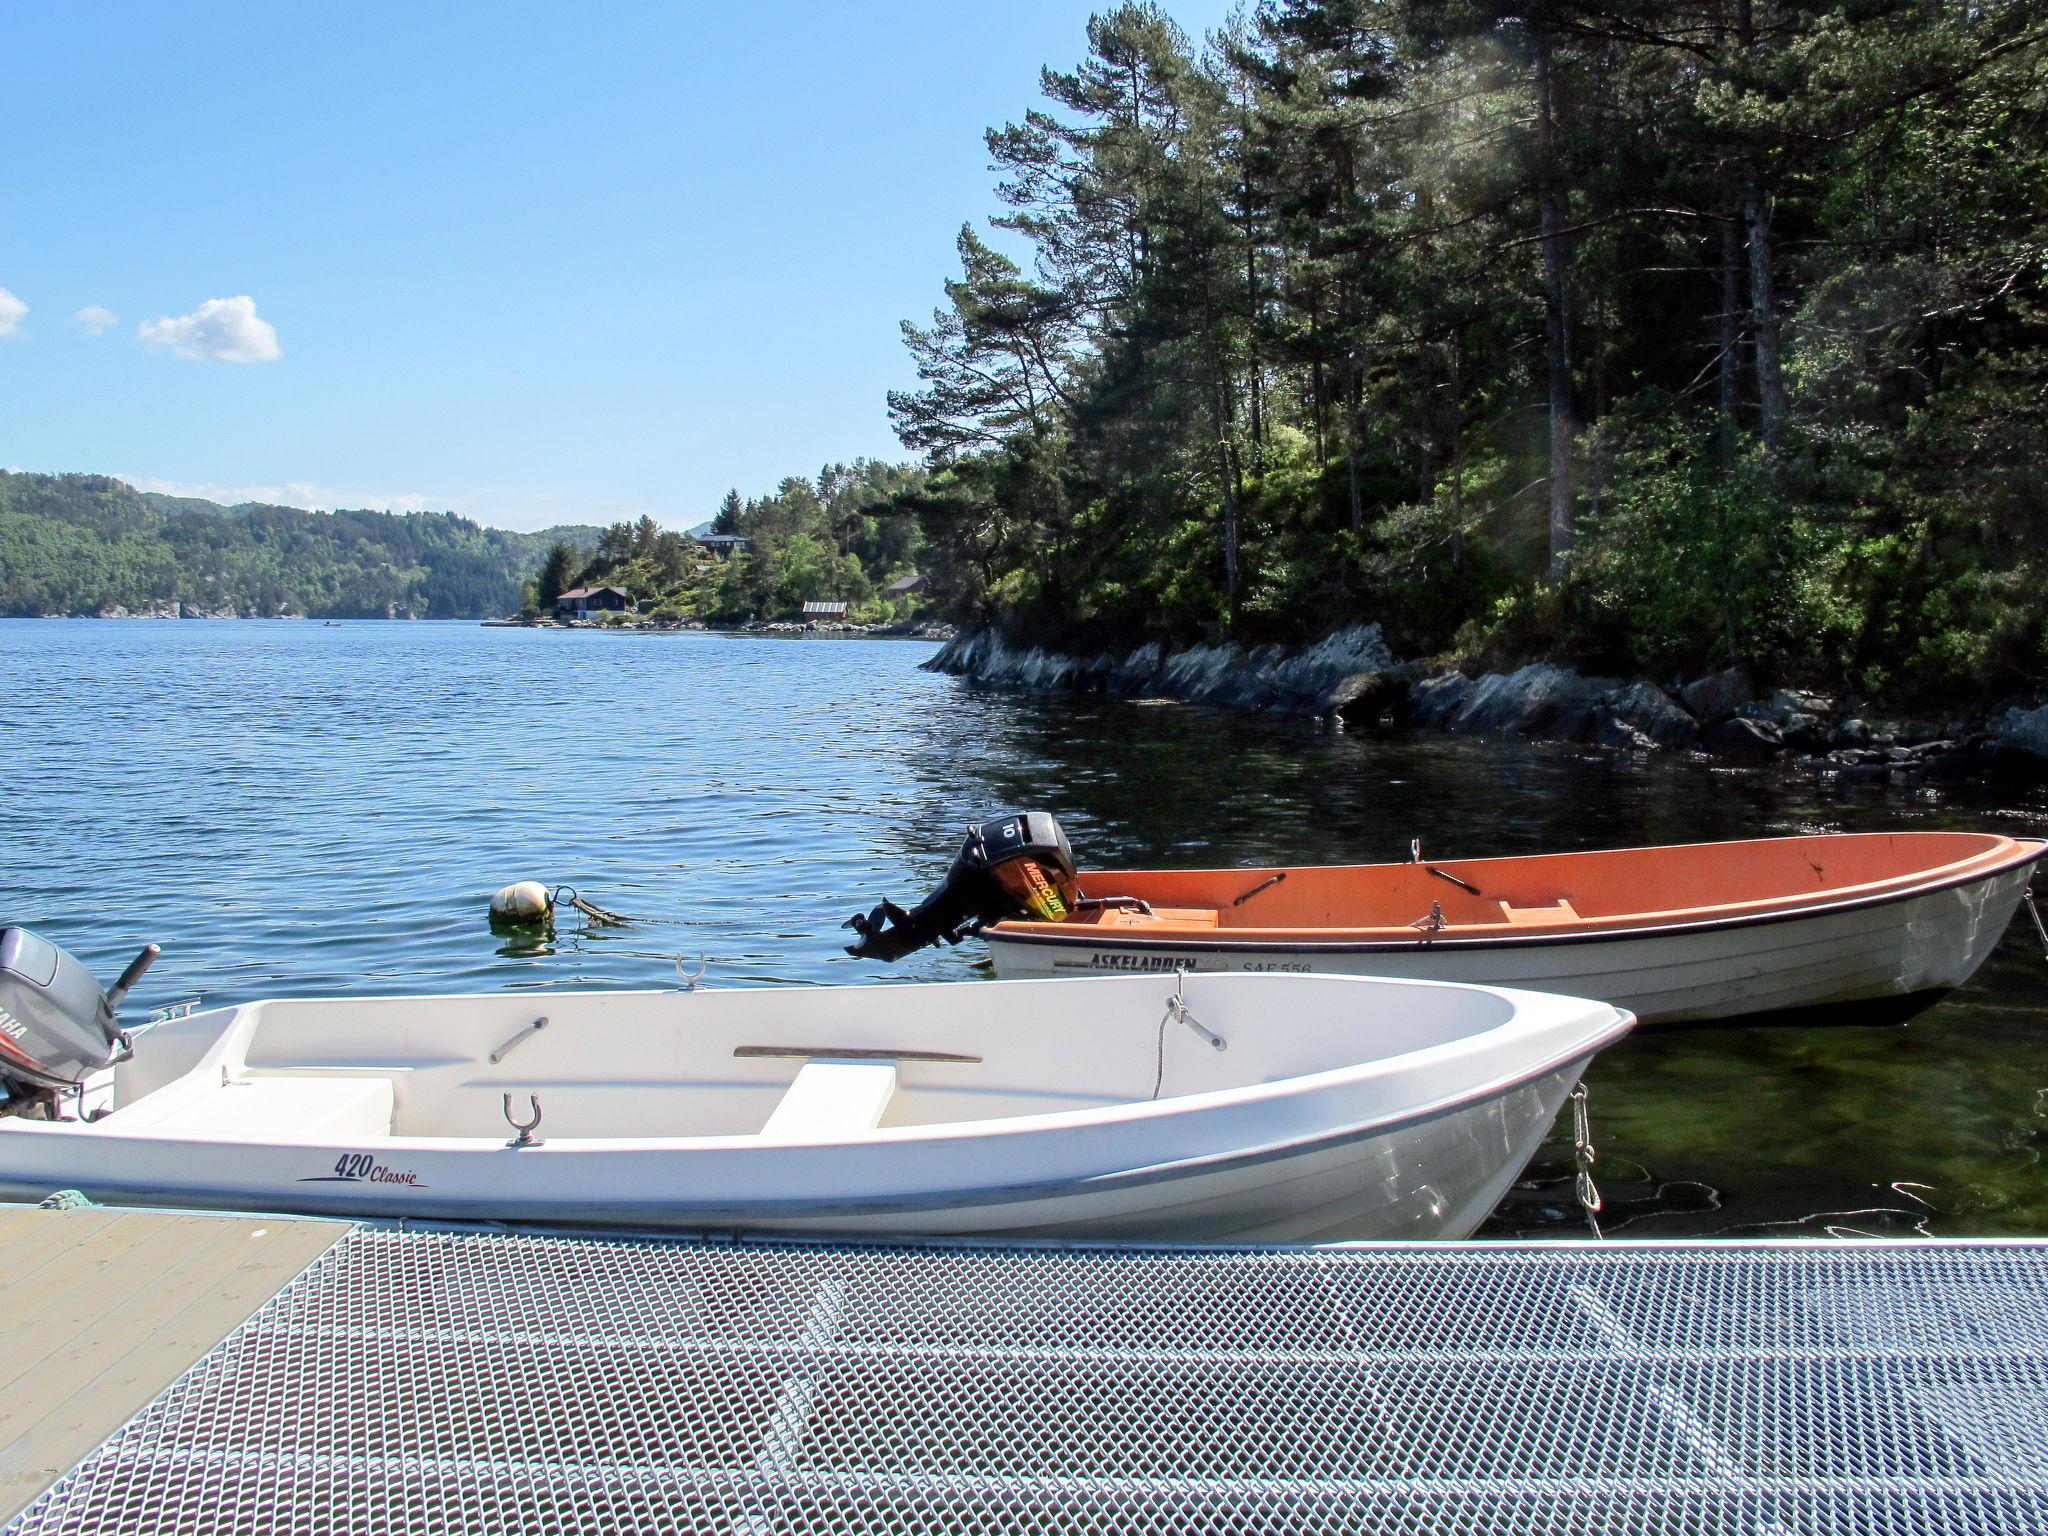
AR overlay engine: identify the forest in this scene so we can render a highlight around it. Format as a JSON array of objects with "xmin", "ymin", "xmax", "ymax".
[
  {"xmin": 876, "ymin": 0, "xmax": 2047, "ymax": 708},
  {"xmin": 528, "ymin": 461, "xmax": 928, "ymax": 624},
  {"xmin": 0, "ymin": 471, "xmax": 593, "ymax": 619}
]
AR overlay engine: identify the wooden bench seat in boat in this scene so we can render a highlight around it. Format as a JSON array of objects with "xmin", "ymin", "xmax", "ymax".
[
  {"xmin": 759, "ymin": 1059, "xmax": 898, "ymax": 1141},
  {"xmin": 117, "ymin": 1073, "xmax": 396, "ymax": 1140},
  {"xmin": 1498, "ymin": 899, "xmax": 1582, "ymax": 926},
  {"xmin": 1102, "ymin": 905, "xmax": 1220, "ymax": 930}
]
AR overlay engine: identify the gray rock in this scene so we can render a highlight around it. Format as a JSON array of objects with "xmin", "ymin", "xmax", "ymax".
[
  {"xmin": 1915, "ymin": 748, "xmax": 1973, "ymax": 780},
  {"xmin": 1605, "ymin": 681, "xmax": 1698, "ymax": 750},
  {"xmin": 924, "ymin": 629, "xmax": 1079, "ymax": 690},
  {"xmin": 1834, "ymin": 718, "xmax": 1872, "ymax": 748},
  {"xmin": 1329, "ymin": 671, "xmax": 1406, "ymax": 727},
  {"xmin": 1449, "ymin": 664, "xmax": 1617, "ymax": 736},
  {"xmin": 1592, "ymin": 712, "xmax": 1656, "ymax": 752},
  {"xmin": 1993, "ymin": 703, "xmax": 2048, "ymax": 761},
  {"xmin": 1109, "ymin": 640, "xmax": 1167, "ymax": 692},
  {"xmin": 1148, "ymin": 641, "xmax": 1255, "ymax": 706},
  {"xmin": 1702, "ymin": 716, "xmax": 1784, "ymax": 763},
  {"xmin": 1680, "ymin": 668, "xmax": 1754, "ymax": 722},
  {"xmin": 1266, "ymin": 624, "xmax": 1397, "ymax": 713},
  {"xmin": 1408, "ymin": 672, "xmax": 1473, "ymax": 726}
]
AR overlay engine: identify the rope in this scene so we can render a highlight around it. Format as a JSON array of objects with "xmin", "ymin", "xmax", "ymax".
[
  {"xmin": 2024, "ymin": 887, "xmax": 2048, "ymax": 962},
  {"xmin": 552, "ymin": 885, "xmax": 632, "ymax": 927},
  {"xmin": 1571, "ymin": 1081, "xmax": 1605, "ymax": 1240}
]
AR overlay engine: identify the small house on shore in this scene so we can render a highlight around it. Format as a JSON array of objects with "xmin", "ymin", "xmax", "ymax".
[
  {"xmin": 884, "ymin": 574, "xmax": 926, "ymax": 598},
  {"xmin": 801, "ymin": 601, "xmax": 849, "ymax": 623},
  {"xmin": 556, "ymin": 585, "xmax": 632, "ymax": 619}
]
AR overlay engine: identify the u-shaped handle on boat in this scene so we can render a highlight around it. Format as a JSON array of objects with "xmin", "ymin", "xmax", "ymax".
[{"xmin": 503, "ymin": 1093, "xmax": 543, "ymax": 1147}]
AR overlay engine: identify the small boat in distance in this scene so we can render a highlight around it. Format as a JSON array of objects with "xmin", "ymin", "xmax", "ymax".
[
  {"xmin": 981, "ymin": 831, "xmax": 2046, "ymax": 1028},
  {"xmin": 0, "ymin": 948, "xmax": 1631, "ymax": 1241}
]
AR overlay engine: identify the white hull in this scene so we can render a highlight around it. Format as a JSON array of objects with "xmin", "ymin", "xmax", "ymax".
[
  {"xmin": 0, "ymin": 976, "xmax": 1630, "ymax": 1241},
  {"xmin": 987, "ymin": 864, "xmax": 2036, "ymax": 1026}
]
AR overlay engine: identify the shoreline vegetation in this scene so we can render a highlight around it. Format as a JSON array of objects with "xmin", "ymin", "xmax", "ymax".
[
  {"xmin": 870, "ymin": 2, "xmax": 2041, "ymax": 727},
  {"xmin": 0, "ymin": 471, "xmax": 598, "ymax": 621},
  {"xmin": 13, "ymin": 3, "xmax": 2044, "ymax": 733},
  {"xmin": 530, "ymin": 0, "xmax": 2048, "ymax": 730}
]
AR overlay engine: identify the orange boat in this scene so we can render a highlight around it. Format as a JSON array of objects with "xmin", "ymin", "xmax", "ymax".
[{"xmin": 982, "ymin": 831, "xmax": 2046, "ymax": 1026}]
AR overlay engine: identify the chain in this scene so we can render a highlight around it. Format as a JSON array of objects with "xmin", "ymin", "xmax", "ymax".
[{"xmin": 1571, "ymin": 1081, "xmax": 1605, "ymax": 1239}]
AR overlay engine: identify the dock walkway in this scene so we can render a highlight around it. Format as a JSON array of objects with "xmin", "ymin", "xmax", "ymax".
[{"xmin": 4, "ymin": 1219, "xmax": 2046, "ymax": 1533}]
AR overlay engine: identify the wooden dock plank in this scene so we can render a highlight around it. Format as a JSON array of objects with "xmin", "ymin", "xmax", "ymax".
[{"xmin": 0, "ymin": 1207, "xmax": 347, "ymax": 1524}]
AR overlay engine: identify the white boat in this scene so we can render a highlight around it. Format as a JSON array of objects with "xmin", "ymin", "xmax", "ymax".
[
  {"xmin": 979, "ymin": 832, "xmax": 2046, "ymax": 1027},
  {"xmin": 0, "ymin": 973, "xmax": 1631, "ymax": 1241}
]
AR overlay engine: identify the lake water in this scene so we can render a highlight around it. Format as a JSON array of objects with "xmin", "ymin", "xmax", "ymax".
[{"xmin": 5, "ymin": 618, "xmax": 2046, "ymax": 1239}]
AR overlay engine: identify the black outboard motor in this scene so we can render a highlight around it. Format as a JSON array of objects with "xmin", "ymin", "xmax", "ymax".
[
  {"xmin": 845, "ymin": 811, "xmax": 1080, "ymax": 962},
  {"xmin": 0, "ymin": 929, "xmax": 158, "ymax": 1118}
]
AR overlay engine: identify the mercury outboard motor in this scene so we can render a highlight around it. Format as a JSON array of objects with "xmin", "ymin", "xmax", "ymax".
[
  {"xmin": 845, "ymin": 811, "xmax": 1080, "ymax": 962},
  {"xmin": 0, "ymin": 929, "xmax": 158, "ymax": 1118}
]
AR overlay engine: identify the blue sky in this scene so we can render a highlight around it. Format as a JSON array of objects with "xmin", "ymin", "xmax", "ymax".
[{"xmin": 1, "ymin": 2, "xmax": 1235, "ymax": 531}]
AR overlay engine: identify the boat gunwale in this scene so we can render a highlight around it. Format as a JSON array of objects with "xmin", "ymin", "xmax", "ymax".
[
  {"xmin": 0, "ymin": 982, "xmax": 1633, "ymax": 1167},
  {"xmin": 988, "ymin": 834, "xmax": 2048, "ymax": 954},
  {"xmin": 0, "ymin": 1012, "xmax": 1631, "ymax": 1219}
]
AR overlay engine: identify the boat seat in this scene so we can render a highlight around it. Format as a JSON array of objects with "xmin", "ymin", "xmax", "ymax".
[
  {"xmin": 119, "ymin": 1073, "xmax": 396, "ymax": 1139},
  {"xmin": 1498, "ymin": 899, "xmax": 1582, "ymax": 925},
  {"xmin": 1104, "ymin": 905, "xmax": 1220, "ymax": 930},
  {"xmin": 759, "ymin": 1059, "xmax": 898, "ymax": 1142}
]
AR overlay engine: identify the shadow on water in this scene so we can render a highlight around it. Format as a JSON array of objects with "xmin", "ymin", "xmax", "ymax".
[{"xmin": 3, "ymin": 619, "xmax": 2045, "ymax": 1239}]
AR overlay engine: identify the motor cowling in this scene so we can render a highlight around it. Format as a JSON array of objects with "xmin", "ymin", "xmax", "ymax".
[
  {"xmin": 844, "ymin": 812, "xmax": 1080, "ymax": 962},
  {"xmin": 0, "ymin": 929, "xmax": 156, "ymax": 1115}
]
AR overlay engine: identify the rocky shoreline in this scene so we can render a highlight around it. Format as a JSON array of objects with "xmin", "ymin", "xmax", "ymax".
[{"xmin": 926, "ymin": 625, "xmax": 2048, "ymax": 783}]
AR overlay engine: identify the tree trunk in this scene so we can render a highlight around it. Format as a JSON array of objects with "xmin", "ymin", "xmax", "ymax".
[
  {"xmin": 1343, "ymin": 351, "xmax": 1363, "ymax": 539},
  {"xmin": 1209, "ymin": 346, "xmax": 1242, "ymax": 622},
  {"xmin": 1535, "ymin": 37, "xmax": 1574, "ymax": 584},
  {"xmin": 1307, "ymin": 299, "xmax": 1327, "ymax": 467},
  {"xmin": 1449, "ymin": 330, "xmax": 1465, "ymax": 569},
  {"xmin": 1220, "ymin": 425, "xmax": 1242, "ymax": 623},
  {"xmin": 1743, "ymin": 182, "xmax": 1789, "ymax": 458},
  {"xmin": 1241, "ymin": 119, "xmax": 1266, "ymax": 465},
  {"xmin": 1718, "ymin": 212, "xmax": 1743, "ymax": 466},
  {"xmin": 1734, "ymin": 0, "xmax": 1787, "ymax": 461}
]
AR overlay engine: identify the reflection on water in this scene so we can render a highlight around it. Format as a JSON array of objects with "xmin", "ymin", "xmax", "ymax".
[{"xmin": 3, "ymin": 619, "xmax": 2045, "ymax": 1238}]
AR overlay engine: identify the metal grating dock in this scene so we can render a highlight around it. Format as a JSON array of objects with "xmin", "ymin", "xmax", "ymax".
[{"xmin": 8, "ymin": 1227, "xmax": 2048, "ymax": 1535}]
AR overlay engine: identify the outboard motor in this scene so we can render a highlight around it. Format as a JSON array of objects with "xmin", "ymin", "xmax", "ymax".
[
  {"xmin": 845, "ymin": 811, "xmax": 1080, "ymax": 962},
  {"xmin": 0, "ymin": 929, "xmax": 158, "ymax": 1118}
]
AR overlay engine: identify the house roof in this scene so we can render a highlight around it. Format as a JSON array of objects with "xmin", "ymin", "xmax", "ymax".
[
  {"xmin": 883, "ymin": 574, "xmax": 926, "ymax": 595},
  {"xmin": 801, "ymin": 600, "xmax": 849, "ymax": 615},
  {"xmin": 556, "ymin": 585, "xmax": 630, "ymax": 601}
]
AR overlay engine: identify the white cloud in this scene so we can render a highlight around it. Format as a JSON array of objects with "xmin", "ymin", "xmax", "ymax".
[
  {"xmin": 0, "ymin": 287, "xmax": 25, "ymax": 337},
  {"xmin": 68, "ymin": 304, "xmax": 118, "ymax": 336},
  {"xmin": 137, "ymin": 295, "xmax": 280, "ymax": 363}
]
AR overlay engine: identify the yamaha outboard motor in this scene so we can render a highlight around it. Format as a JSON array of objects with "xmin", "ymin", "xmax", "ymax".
[
  {"xmin": 845, "ymin": 811, "xmax": 1080, "ymax": 962},
  {"xmin": 0, "ymin": 929, "xmax": 157, "ymax": 1118}
]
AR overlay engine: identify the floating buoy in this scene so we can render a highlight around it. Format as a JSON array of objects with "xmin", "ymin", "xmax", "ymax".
[{"xmin": 489, "ymin": 881, "xmax": 554, "ymax": 928}]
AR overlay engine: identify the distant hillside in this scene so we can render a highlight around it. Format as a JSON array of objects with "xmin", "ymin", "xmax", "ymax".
[{"xmin": 0, "ymin": 471, "xmax": 600, "ymax": 619}]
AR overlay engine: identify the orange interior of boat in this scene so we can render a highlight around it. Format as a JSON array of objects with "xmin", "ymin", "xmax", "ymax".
[{"xmin": 990, "ymin": 832, "xmax": 2045, "ymax": 944}]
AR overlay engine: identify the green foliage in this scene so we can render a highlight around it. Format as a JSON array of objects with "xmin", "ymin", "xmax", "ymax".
[
  {"xmin": 545, "ymin": 460, "xmax": 928, "ymax": 625},
  {"xmin": 884, "ymin": 0, "xmax": 2048, "ymax": 707},
  {"xmin": 0, "ymin": 472, "xmax": 595, "ymax": 618},
  {"xmin": 535, "ymin": 542, "xmax": 578, "ymax": 608}
]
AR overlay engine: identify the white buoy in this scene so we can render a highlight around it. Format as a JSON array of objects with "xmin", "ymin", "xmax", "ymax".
[{"xmin": 489, "ymin": 881, "xmax": 554, "ymax": 926}]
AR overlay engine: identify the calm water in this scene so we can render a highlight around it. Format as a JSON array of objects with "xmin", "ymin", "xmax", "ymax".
[{"xmin": 4, "ymin": 618, "xmax": 2046, "ymax": 1239}]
